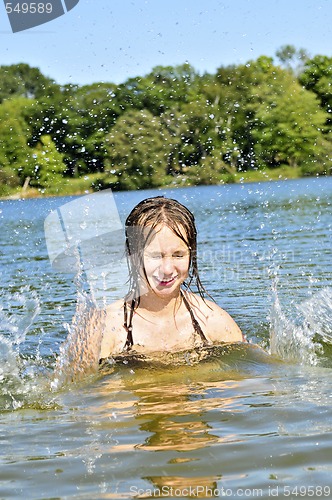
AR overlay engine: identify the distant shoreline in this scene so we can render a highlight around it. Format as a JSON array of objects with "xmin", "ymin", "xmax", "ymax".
[{"xmin": 0, "ymin": 165, "xmax": 312, "ymax": 201}]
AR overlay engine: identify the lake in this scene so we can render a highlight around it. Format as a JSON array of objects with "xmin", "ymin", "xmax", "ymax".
[{"xmin": 0, "ymin": 177, "xmax": 332, "ymax": 499}]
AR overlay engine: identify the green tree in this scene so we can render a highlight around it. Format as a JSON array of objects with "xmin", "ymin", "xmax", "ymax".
[
  {"xmin": 161, "ymin": 98, "xmax": 219, "ymax": 175},
  {"xmin": 252, "ymin": 72, "xmax": 330, "ymax": 170},
  {"xmin": 104, "ymin": 109, "xmax": 173, "ymax": 189},
  {"xmin": 116, "ymin": 63, "xmax": 200, "ymax": 116},
  {"xmin": 61, "ymin": 82, "xmax": 122, "ymax": 174},
  {"xmin": 299, "ymin": 55, "xmax": 332, "ymax": 127},
  {"xmin": 276, "ymin": 44, "xmax": 309, "ymax": 74},
  {"xmin": 30, "ymin": 135, "xmax": 67, "ymax": 189},
  {"xmin": 26, "ymin": 82, "xmax": 123, "ymax": 177},
  {"xmin": 212, "ymin": 56, "xmax": 331, "ymax": 174},
  {"xmin": 0, "ymin": 63, "xmax": 59, "ymax": 103},
  {"xmin": 213, "ymin": 57, "xmax": 280, "ymax": 171},
  {"xmin": 0, "ymin": 97, "xmax": 34, "ymax": 187}
]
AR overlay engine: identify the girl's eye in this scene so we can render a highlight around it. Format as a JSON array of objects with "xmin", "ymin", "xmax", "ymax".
[
  {"xmin": 146, "ymin": 253, "xmax": 162, "ymax": 259},
  {"xmin": 144, "ymin": 252, "xmax": 188, "ymax": 259}
]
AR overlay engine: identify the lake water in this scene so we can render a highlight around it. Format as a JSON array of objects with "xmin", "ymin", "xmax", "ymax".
[{"xmin": 0, "ymin": 177, "xmax": 332, "ymax": 499}]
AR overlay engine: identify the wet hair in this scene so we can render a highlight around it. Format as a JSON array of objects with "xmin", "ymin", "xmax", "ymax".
[{"xmin": 125, "ymin": 196, "xmax": 209, "ymax": 306}]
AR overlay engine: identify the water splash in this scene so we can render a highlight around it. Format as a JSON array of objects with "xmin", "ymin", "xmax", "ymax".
[
  {"xmin": 2, "ymin": 271, "xmax": 331, "ymax": 412},
  {"xmin": 0, "ymin": 287, "xmax": 52, "ymax": 411},
  {"xmin": 0, "ymin": 275, "xmax": 104, "ymax": 411},
  {"xmin": 0, "ymin": 286, "xmax": 40, "ymax": 344},
  {"xmin": 51, "ymin": 288, "xmax": 104, "ymax": 390},
  {"xmin": 297, "ymin": 288, "xmax": 332, "ymax": 345},
  {"xmin": 269, "ymin": 281, "xmax": 332, "ymax": 366}
]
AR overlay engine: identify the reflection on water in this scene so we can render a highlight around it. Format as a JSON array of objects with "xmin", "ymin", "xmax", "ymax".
[
  {"xmin": 77, "ymin": 360, "xmax": 278, "ymax": 497},
  {"xmin": 133, "ymin": 380, "xmax": 236, "ymax": 452},
  {"xmin": 55, "ymin": 349, "xmax": 332, "ymax": 498}
]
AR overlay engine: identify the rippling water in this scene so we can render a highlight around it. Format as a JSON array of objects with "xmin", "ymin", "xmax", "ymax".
[{"xmin": 0, "ymin": 178, "xmax": 332, "ymax": 499}]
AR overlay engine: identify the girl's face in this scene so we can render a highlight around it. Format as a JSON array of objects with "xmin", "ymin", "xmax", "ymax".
[{"xmin": 143, "ymin": 225, "xmax": 190, "ymax": 299}]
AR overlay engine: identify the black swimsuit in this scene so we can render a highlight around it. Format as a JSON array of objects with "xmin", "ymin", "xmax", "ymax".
[{"xmin": 123, "ymin": 291, "xmax": 209, "ymax": 351}]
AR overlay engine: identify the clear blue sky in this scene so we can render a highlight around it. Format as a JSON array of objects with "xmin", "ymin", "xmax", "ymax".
[{"xmin": 1, "ymin": 0, "xmax": 332, "ymax": 86}]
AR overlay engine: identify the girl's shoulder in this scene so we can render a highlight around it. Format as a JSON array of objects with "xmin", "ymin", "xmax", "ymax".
[
  {"xmin": 182, "ymin": 289, "xmax": 217, "ymax": 314},
  {"xmin": 104, "ymin": 299, "xmax": 126, "ymax": 334},
  {"xmin": 99, "ymin": 299, "xmax": 126, "ymax": 358},
  {"xmin": 105, "ymin": 298, "xmax": 124, "ymax": 317},
  {"xmin": 183, "ymin": 290, "xmax": 244, "ymax": 343}
]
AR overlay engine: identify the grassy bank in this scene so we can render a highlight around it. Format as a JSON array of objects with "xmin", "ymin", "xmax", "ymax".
[{"xmin": 0, "ymin": 165, "xmax": 307, "ymax": 200}]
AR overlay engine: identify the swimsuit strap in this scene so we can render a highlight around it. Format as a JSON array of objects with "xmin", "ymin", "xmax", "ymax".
[
  {"xmin": 181, "ymin": 290, "xmax": 209, "ymax": 346},
  {"xmin": 123, "ymin": 299, "xmax": 135, "ymax": 350},
  {"xmin": 123, "ymin": 292, "xmax": 209, "ymax": 351}
]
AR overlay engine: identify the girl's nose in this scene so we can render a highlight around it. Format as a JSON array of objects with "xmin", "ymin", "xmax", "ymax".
[{"xmin": 159, "ymin": 256, "xmax": 174, "ymax": 275}]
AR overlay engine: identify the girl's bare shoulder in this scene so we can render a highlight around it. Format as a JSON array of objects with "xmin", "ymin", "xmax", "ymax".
[
  {"xmin": 105, "ymin": 298, "xmax": 124, "ymax": 318},
  {"xmin": 104, "ymin": 299, "xmax": 125, "ymax": 335},
  {"xmin": 99, "ymin": 299, "xmax": 126, "ymax": 358},
  {"xmin": 182, "ymin": 290, "xmax": 215, "ymax": 315},
  {"xmin": 184, "ymin": 291, "xmax": 244, "ymax": 343}
]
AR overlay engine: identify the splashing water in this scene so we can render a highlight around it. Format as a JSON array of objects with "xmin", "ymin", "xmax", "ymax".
[
  {"xmin": 51, "ymin": 286, "xmax": 105, "ymax": 391},
  {"xmin": 0, "ymin": 287, "xmax": 40, "ymax": 344},
  {"xmin": 2, "ymin": 273, "xmax": 332, "ymax": 412},
  {"xmin": 0, "ymin": 279, "xmax": 103, "ymax": 410},
  {"xmin": 0, "ymin": 287, "xmax": 51, "ymax": 411},
  {"xmin": 269, "ymin": 281, "xmax": 332, "ymax": 366}
]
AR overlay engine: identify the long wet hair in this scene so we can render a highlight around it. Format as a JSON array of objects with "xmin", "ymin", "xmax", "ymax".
[{"xmin": 125, "ymin": 196, "xmax": 209, "ymax": 307}]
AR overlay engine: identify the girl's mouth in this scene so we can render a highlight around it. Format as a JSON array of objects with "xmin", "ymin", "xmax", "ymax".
[{"xmin": 153, "ymin": 275, "xmax": 177, "ymax": 287}]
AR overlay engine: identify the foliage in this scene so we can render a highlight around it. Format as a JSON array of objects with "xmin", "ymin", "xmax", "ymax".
[
  {"xmin": 299, "ymin": 55, "xmax": 332, "ymax": 128},
  {"xmin": 251, "ymin": 71, "xmax": 329, "ymax": 168},
  {"xmin": 115, "ymin": 63, "xmax": 199, "ymax": 115},
  {"xmin": 275, "ymin": 44, "xmax": 309, "ymax": 74},
  {"xmin": 104, "ymin": 109, "xmax": 173, "ymax": 190},
  {"xmin": 0, "ymin": 54, "xmax": 331, "ymax": 197},
  {"xmin": 0, "ymin": 97, "xmax": 35, "ymax": 185},
  {"xmin": 0, "ymin": 63, "xmax": 59, "ymax": 103},
  {"xmin": 30, "ymin": 135, "xmax": 67, "ymax": 190}
]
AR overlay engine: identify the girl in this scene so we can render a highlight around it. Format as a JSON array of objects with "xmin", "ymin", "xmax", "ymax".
[{"xmin": 99, "ymin": 196, "xmax": 244, "ymax": 360}]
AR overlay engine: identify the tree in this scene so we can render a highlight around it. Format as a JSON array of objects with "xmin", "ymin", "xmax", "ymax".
[
  {"xmin": 252, "ymin": 72, "xmax": 330, "ymax": 170},
  {"xmin": 0, "ymin": 63, "xmax": 59, "ymax": 103},
  {"xmin": 213, "ymin": 57, "xmax": 280, "ymax": 171},
  {"xmin": 104, "ymin": 109, "xmax": 173, "ymax": 189},
  {"xmin": 62, "ymin": 82, "xmax": 122, "ymax": 174},
  {"xmin": 299, "ymin": 55, "xmax": 332, "ymax": 129},
  {"xmin": 25, "ymin": 82, "xmax": 124, "ymax": 177},
  {"xmin": 161, "ymin": 98, "xmax": 219, "ymax": 175},
  {"xmin": 276, "ymin": 44, "xmax": 309, "ymax": 74},
  {"xmin": 0, "ymin": 97, "xmax": 34, "ymax": 186},
  {"xmin": 116, "ymin": 63, "xmax": 200, "ymax": 116},
  {"xmin": 30, "ymin": 135, "xmax": 67, "ymax": 189}
]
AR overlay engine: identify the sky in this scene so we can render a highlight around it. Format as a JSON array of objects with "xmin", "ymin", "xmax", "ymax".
[{"xmin": 1, "ymin": 0, "xmax": 332, "ymax": 87}]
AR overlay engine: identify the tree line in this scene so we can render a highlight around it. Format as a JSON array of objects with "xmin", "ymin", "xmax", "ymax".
[{"xmin": 0, "ymin": 45, "xmax": 331, "ymax": 196}]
